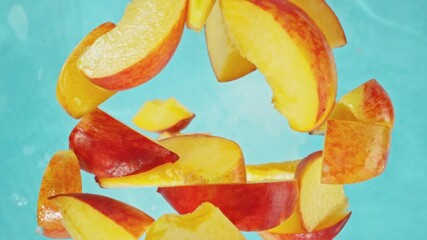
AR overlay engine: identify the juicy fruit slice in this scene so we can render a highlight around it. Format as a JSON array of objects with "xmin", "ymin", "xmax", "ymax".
[
  {"xmin": 97, "ymin": 134, "xmax": 246, "ymax": 187},
  {"xmin": 312, "ymin": 79, "xmax": 394, "ymax": 134},
  {"xmin": 220, "ymin": 0, "xmax": 337, "ymax": 132},
  {"xmin": 288, "ymin": 0, "xmax": 346, "ymax": 48},
  {"xmin": 322, "ymin": 120, "xmax": 391, "ymax": 184},
  {"xmin": 267, "ymin": 210, "xmax": 305, "ymax": 235},
  {"xmin": 159, "ymin": 135, "xmax": 246, "ymax": 183},
  {"xmin": 37, "ymin": 151, "xmax": 82, "ymax": 238},
  {"xmin": 338, "ymin": 79, "xmax": 394, "ymax": 128},
  {"xmin": 69, "ymin": 108, "xmax": 179, "ymax": 178},
  {"xmin": 187, "ymin": 0, "xmax": 216, "ymax": 32},
  {"xmin": 132, "ymin": 98, "xmax": 195, "ymax": 133},
  {"xmin": 259, "ymin": 212, "xmax": 351, "ymax": 240},
  {"xmin": 78, "ymin": 0, "xmax": 187, "ymax": 90},
  {"xmin": 205, "ymin": 1, "xmax": 256, "ymax": 82},
  {"xmin": 295, "ymin": 151, "xmax": 348, "ymax": 231},
  {"xmin": 51, "ymin": 193, "xmax": 154, "ymax": 240},
  {"xmin": 56, "ymin": 22, "xmax": 116, "ymax": 119},
  {"xmin": 146, "ymin": 202, "xmax": 245, "ymax": 240},
  {"xmin": 158, "ymin": 180, "xmax": 298, "ymax": 231},
  {"xmin": 246, "ymin": 160, "xmax": 300, "ymax": 182}
]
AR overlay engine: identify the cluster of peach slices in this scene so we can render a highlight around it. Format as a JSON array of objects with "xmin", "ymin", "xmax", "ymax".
[{"xmin": 39, "ymin": 0, "xmax": 395, "ymax": 239}]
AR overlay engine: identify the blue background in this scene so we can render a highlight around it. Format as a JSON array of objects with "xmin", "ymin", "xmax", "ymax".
[{"xmin": 1, "ymin": 0, "xmax": 426, "ymax": 239}]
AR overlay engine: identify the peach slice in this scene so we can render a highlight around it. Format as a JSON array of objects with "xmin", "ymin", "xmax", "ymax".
[
  {"xmin": 322, "ymin": 120, "xmax": 392, "ymax": 184},
  {"xmin": 158, "ymin": 180, "xmax": 298, "ymax": 231},
  {"xmin": 187, "ymin": 0, "xmax": 216, "ymax": 32},
  {"xmin": 146, "ymin": 202, "xmax": 245, "ymax": 240},
  {"xmin": 311, "ymin": 79, "xmax": 394, "ymax": 134},
  {"xmin": 295, "ymin": 151, "xmax": 348, "ymax": 231},
  {"xmin": 259, "ymin": 212, "xmax": 351, "ymax": 240},
  {"xmin": 51, "ymin": 193, "xmax": 154, "ymax": 240},
  {"xmin": 97, "ymin": 134, "xmax": 246, "ymax": 187},
  {"xmin": 205, "ymin": 1, "xmax": 255, "ymax": 82},
  {"xmin": 132, "ymin": 98, "xmax": 195, "ymax": 133},
  {"xmin": 56, "ymin": 22, "xmax": 116, "ymax": 119},
  {"xmin": 287, "ymin": 0, "xmax": 346, "ymax": 48},
  {"xmin": 37, "ymin": 151, "xmax": 82, "ymax": 238},
  {"xmin": 77, "ymin": 0, "xmax": 187, "ymax": 91},
  {"xmin": 69, "ymin": 108, "xmax": 179, "ymax": 178},
  {"xmin": 338, "ymin": 79, "xmax": 394, "ymax": 128},
  {"xmin": 246, "ymin": 160, "xmax": 300, "ymax": 182},
  {"xmin": 220, "ymin": 0, "xmax": 337, "ymax": 132}
]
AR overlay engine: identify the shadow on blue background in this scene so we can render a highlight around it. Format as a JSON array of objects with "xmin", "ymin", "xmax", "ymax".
[{"xmin": 1, "ymin": 0, "xmax": 426, "ymax": 239}]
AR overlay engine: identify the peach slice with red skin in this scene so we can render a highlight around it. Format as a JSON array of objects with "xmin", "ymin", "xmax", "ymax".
[
  {"xmin": 295, "ymin": 151, "xmax": 348, "ymax": 231},
  {"xmin": 51, "ymin": 193, "xmax": 154, "ymax": 240},
  {"xmin": 132, "ymin": 98, "xmax": 195, "ymax": 134},
  {"xmin": 97, "ymin": 134, "xmax": 246, "ymax": 187},
  {"xmin": 338, "ymin": 79, "xmax": 394, "ymax": 128},
  {"xmin": 146, "ymin": 202, "xmax": 245, "ymax": 240},
  {"xmin": 56, "ymin": 22, "xmax": 116, "ymax": 119},
  {"xmin": 322, "ymin": 120, "xmax": 392, "ymax": 184},
  {"xmin": 37, "ymin": 151, "xmax": 82, "ymax": 238},
  {"xmin": 259, "ymin": 212, "xmax": 351, "ymax": 240},
  {"xmin": 69, "ymin": 108, "xmax": 178, "ymax": 178},
  {"xmin": 187, "ymin": 0, "xmax": 216, "ymax": 32},
  {"xmin": 312, "ymin": 79, "xmax": 394, "ymax": 134},
  {"xmin": 158, "ymin": 180, "xmax": 298, "ymax": 231},
  {"xmin": 287, "ymin": 0, "xmax": 346, "ymax": 48},
  {"xmin": 205, "ymin": 1, "xmax": 256, "ymax": 82},
  {"xmin": 77, "ymin": 0, "xmax": 188, "ymax": 91},
  {"xmin": 220, "ymin": 0, "xmax": 337, "ymax": 132}
]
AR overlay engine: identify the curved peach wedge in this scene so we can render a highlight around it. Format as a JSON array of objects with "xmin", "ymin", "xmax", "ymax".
[
  {"xmin": 220, "ymin": 0, "xmax": 337, "ymax": 132},
  {"xmin": 69, "ymin": 108, "xmax": 179, "ymax": 178},
  {"xmin": 78, "ymin": 0, "xmax": 187, "ymax": 90},
  {"xmin": 246, "ymin": 160, "xmax": 300, "ymax": 182},
  {"xmin": 259, "ymin": 212, "xmax": 351, "ymax": 240},
  {"xmin": 56, "ymin": 22, "xmax": 116, "ymax": 119},
  {"xmin": 132, "ymin": 98, "xmax": 195, "ymax": 133},
  {"xmin": 158, "ymin": 180, "xmax": 298, "ymax": 231},
  {"xmin": 97, "ymin": 134, "xmax": 246, "ymax": 187},
  {"xmin": 288, "ymin": 0, "xmax": 346, "ymax": 48},
  {"xmin": 322, "ymin": 120, "xmax": 392, "ymax": 184},
  {"xmin": 295, "ymin": 151, "xmax": 348, "ymax": 232},
  {"xmin": 187, "ymin": 0, "xmax": 216, "ymax": 32},
  {"xmin": 205, "ymin": 1, "xmax": 256, "ymax": 82},
  {"xmin": 51, "ymin": 193, "xmax": 154, "ymax": 240},
  {"xmin": 37, "ymin": 151, "xmax": 82, "ymax": 238},
  {"xmin": 312, "ymin": 79, "xmax": 394, "ymax": 134},
  {"xmin": 146, "ymin": 202, "xmax": 245, "ymax": 240}
]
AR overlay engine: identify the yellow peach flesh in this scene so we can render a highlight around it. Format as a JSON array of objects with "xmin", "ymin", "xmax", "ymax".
[
  {"xmin": 132, "ymin": 98, "xmax": 194, "ymax": 133},
  {"xmin": 52, "ymin": 197, "xmax": 136, "ymax": 240},
  {"xmin": 246, "ymin": 160, "xmax": 300, "ymax": 182},
  {"xmin": 146, "ymin": 203, "xmax": 245, "ymax": 240},
  {"xmin": 220, "ymin": 0, "xmax": 336, "ymax": 131},
  {"xmin": 78, "ymin": 0, "xmax": 187, "ymax": 81},
  {"xmin": 205, "ymin": 1, "xmax": 255, "ymax": 82},
  {"xmin": 296, "ymin": 152, "xmax": 348, "ymax": 231},
  {"xmin": 97, "ymin": 135, "xmax": 246, "ymax": 187},
  {"xmin": 56, "ymin": 23, "xmax": 115, "ymax": 119},
  {"xmin": 187, "ymin": 0, "xmax": 216, "ymax": 31}
]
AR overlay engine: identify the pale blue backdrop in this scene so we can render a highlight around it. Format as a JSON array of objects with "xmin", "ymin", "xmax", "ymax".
[{"xmin": 1, "ymin": 0, "xmax": 426, "ymax": 239}]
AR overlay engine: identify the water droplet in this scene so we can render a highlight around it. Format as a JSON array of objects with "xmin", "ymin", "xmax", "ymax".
[
  {"xmin": 37, "ymin": 68, "xmax": 44, "ymax": 80},
  {"xmin": 10, "ymin": 193, "xmax": 28, "ymax": 207},
  {"xmin": 7, "ymin": 4, "xmax": 29, "ymax": 41},
  {"xmin": 23, "ymin": 144, "xmax": 35, "ymax": 157}
]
